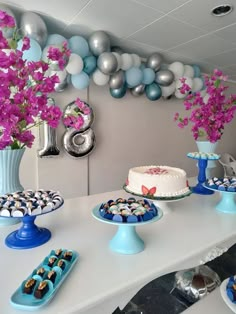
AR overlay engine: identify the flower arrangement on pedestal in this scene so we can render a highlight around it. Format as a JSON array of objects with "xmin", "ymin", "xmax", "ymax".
[
  {"xmin": 0, "ymin": 10, "xmax": 71, "ymax": 150},
  {"xmin": 174, "ymin": 69, "xmax": 236, "ymax": 143}
]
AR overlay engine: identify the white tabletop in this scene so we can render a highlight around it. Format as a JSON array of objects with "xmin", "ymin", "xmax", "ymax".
[{"xmin": 1, "ymin": 189, "xmax": 236, "ymax": 314}]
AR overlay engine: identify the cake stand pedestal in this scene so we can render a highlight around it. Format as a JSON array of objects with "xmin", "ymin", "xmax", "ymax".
[
  {"xmin": 92, "ymin": 205, "xmax": 163, "ymax": 254},
  {"xmin": 187, "ymin": 153, "xmax": 220, "ymax": 195},
  {"xmin": 204, "ymin": 185, "xmax": 236, "ymax": 213}
]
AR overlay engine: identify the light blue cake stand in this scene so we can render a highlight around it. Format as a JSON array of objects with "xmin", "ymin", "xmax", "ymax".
[
  {"xmin": 204, "ymin": 184, "xmax": 236, "ymax": 213},
  {"xmin": 92, "ymin": 205, "xmax": 163, "ymax": 255}
]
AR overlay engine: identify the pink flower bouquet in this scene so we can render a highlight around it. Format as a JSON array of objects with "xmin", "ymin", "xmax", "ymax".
[
  {"xmin": 0, "ymin": 10, "xmax": 70, "ymax": 150},
  {"xmin": 174, "ymin": 69, "xmax": 236, "ymax": 143}
]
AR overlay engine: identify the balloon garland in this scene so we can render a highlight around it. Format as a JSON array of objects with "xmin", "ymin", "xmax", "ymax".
[{"xmin": 0, "ymin": 6, "xmax": 205, "ymax": 102}]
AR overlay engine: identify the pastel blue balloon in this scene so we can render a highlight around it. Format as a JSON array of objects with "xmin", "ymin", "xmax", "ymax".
[
  {"xmin": 69, "ymin": 36, "xmax": 90, "ymax": 58},
  {"xmin": 192, "ymin": 64, "xmax": 201, "ymax": 78},
  {"xmin": 83, "ymin": 55, "xmax": 97, "ymax": 75},
  {"xmin": 142, "ymin": 68, "xmax": 155, "ymax": 85},
  {"xmin": 200, "ymin": 76, "xmax": 206, "ymax": 90},
  {"xmin": 46, "ymin": 34, "xmax": 67, "ymax": 47},
  {"xmin": 139, "ymin": 63, "xmax": 146, "ymax": 70},
  {"xmin": 125, "ymin": 67, "xmax": 143, "ymax": 88},
  {"xmin": 71, "ymin": 71, "xmax": 90, "ymax": 90},
  {"xmin": 17, "ymin": 38, "xmax": 42, "ymax": 62},
  {"xmin": 145, "ymin": 83, "xmax": 162, "ymax": 101},
  {"xmin": 110, "ymin": 83, "xmax": 127, "ymax": 98}
]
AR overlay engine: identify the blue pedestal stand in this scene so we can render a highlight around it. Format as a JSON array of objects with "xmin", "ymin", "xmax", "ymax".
[
  {"xmin": 109, "ymin": 224, "xmax": 144, "ymax": 254},
  {"xmin": 203, "ymin": 187, "xmax": 236, "ymax": 214},
  {"xmin": 192, "ymin": 159, "xmax": 214, "ymax": 195},
  {"xmin": 5, "ymin": 216, "xmax": 51, "ymax": 249}
]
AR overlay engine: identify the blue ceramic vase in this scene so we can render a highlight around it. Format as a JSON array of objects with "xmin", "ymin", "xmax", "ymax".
[{"xmin": 0, "ymin": 148, "xmax": 25, "ymax": 226}]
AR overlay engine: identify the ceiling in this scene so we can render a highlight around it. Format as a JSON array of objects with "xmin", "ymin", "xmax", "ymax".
[{"xmin": 3, "ymin": 0, "xmax": 236, "ymax": 81}]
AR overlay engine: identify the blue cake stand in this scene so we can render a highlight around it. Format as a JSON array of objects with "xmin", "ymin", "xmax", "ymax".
[
  {"xmin": 187, "ymin": 152, "xmax": 220, "ymax": 195},
  {"xmin": 204, "ymin": 184, "xmax": 236, "ymax": 213},
  {"xmin": 92, "ymin": 205, "xmax": 163, "ymax": 254},
  {"xmin": 1, "ymin": 200, "xmax": 64, "ymax": 250}
]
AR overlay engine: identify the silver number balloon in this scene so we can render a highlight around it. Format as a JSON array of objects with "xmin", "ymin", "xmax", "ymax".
[
  {"xmin": 20, "ymin": 11, "xmax": 48, "ymax": 47},
  {"xmin": 109, "ymin": 70, "xmax": 125, "ymax": 89},
  {"xmin": 62, "ymin": 101, "xmax": 96, "ymax": 158},
  {"xmin": 88, "ymin": 30, "xmax": 110, "ymax": 56},
  {"xmin": 146, "ymin": 53, "xmax": 163, "ymax": 72},
  {"xmin": 155, "ymin": 70, "xmax": 175, "ymax": 86},
  {"xmin": 131, "ymin": 84, "xmax": 145, "ymax": 96},
  {"xmin": 38, "ymin": 98, "xmax": 60, "ymax": 158},
  {"xmin": 97, "ymin": 52, "xmax": 118, "ymax": 75}
]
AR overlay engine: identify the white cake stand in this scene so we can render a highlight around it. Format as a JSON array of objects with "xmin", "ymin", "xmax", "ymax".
[{"xmin": 123, "ymin": 185, "xmax": 192, "ymax": 214}]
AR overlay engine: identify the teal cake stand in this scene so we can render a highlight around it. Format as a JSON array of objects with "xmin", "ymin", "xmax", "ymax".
[
  {"xmin": 204, "ymin": 185, "xmax": 236, "ymax": 213},
  {"xmin": 92, "ymin": 205, "xmax": 163, "ymax": 254}
]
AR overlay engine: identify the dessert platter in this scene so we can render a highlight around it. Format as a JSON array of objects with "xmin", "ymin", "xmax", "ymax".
[
  {"xmin": 0, "ymin": 189, "xmax": 64, "ymax": 249},
  {"xmin": 123, "ymin": 165, "xmax": 191, "ymax": 213},
  {"xmin": 92, "ymin": 197, "xmax": 163, "ymax": 254},
  {"xmin": 204, "ymin": 177, "xmax": 236, "ymax": 213},
  {"xmin": 10, "ymin": 248, "xmax": 79, "ymax": 310},
  {"xmin": 220, "ymin": 276, "xmax": 236, "ymax": 313},
  {"xmin": 187, "ymin": 152, "xmax": 220, "ymax": 195}
]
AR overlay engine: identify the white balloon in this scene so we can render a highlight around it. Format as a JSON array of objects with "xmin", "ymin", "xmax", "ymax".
[
  {"xmin": 92, "ymin": 69, "xmax": 110, "ymax": 86},
  {"xmin": 175, "ymin": 89, "xmax": 186, "ymax": 99},
  {"xmin": 131, "ymin": 54, "xmax": 141, "ymax": 67},
  {"xmin": 120, "ymin": 53, "xmax": 133, "ymax": 71},
  {"xmin": 192, "ymin": 77, "xmax": 204, "ymax": 92},
  {"xmin": 183, "ymin": 65, "xmax": 194, "ymax": 78},
  {"xmin": 66, "ymin": 53, "xmax": 84, "ymax": 75},
  {"xmin": 168, "ymin": 62, "xmax": 184, "ymax": 79},
  {"xmin": 200, "ymin": 89, "xmax": 207, "ymax": 98},
  {"xmin": 176, "ymin": 76, "xmax": 193, "ymax": 90},
  {"xmin": 112, "ymin": 52, "xmax": 121, "ymax": 71},
  {"xmin": 203, "ymin": 93, "xmax": 210, "ymax": 103},
  {"xmin": 160, "ymin": 81, "xmax": 176, "ymax": 97}
]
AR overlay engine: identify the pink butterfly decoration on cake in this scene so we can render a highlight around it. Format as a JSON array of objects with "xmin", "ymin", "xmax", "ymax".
[
  {"xmin": 126, "ymin": 178, "xmax": 129, "ymax": 186},
  {"xmin": 141, "ymin": 185, "xmax": 156, "ymax": 196}
]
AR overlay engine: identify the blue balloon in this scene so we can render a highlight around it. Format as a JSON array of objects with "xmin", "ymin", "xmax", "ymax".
[
  {"xmin": 17, "ymin": 38, "xmax": 42, "ymax": 62},
  {"xmin": 142, "ymin": 68, "xmax": 155, "ymax": 85},
  {"xmin": 125, "ymin": 67, "xmax": 143, "ymax": 88},
  {"xmin": 192, "ymin": 64, "xmax": 201, "ymax": 78},
  {"xmin": 110, "ymin": 83, "xmax": 127, "ymax": 98},
  {"xmin": 139, "ymin": 63, "xmax": 146, "ymax": 70},
  {"xmin": 45, "ymin": 34, "xmax": 67, "ymax": 47},
  {"xmin": 71, "ymin": 71, "xmax": 90, "ymax": 90},
  {"xmin": 69, "ymin": 36, "xmax": 90, "ymax": 58},
  {"xmin": 83, "ymin": 56, "xmax": 97, "ymax": 75},
  {"xmin": 200, "ymin": 76, "xmax": 206, "ymax": 90},
  {"xmin": 145, "ymin": 83, "xmax": 162, "ymax": 101}
]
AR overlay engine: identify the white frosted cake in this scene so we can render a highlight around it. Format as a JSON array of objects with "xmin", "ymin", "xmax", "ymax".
[{"xmin": 126, "ymin": 166, "xmax": 190, "ymax": 197}]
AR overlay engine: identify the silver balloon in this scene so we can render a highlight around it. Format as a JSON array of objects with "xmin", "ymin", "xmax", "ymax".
[
  {"xmin": 53, "ymin": 71, "xmax": 69, "ymax": 92},
  {"xmin": 146, "ymin": 53, "xmax": 163, "ymax": 72},
  {"xmin": 131, "ymin": 84, "xmax": 145, "ymax": 96},
  {"xmin": 97, "ymin": 52, "xmax": 118, "ymax": 75},
  {"xmin": 63, "ymin": 101, "xmax": 94, "ymax": 132},
  {"xmin": 0, "ymin": 5, "xmax": 17, "ymax": 39},
  {"xmin": 38, "ymin": 98, "xmax": 60, "ymax": 158},
  {"xmin": 63, "ymin": 128, "xmax": 95, "ymax": 158},
  {"xmin": 20, "ymin": 11, "xmax": 48, "ymax": 47},
  {"xmin": 88, "ymin": 30, "xmax": 110, "ymax": 56},
  {"xmin": 111, "ymin": 46, "xmax": 123, "ymax": 54},
  {"xmin": 155, "ymin": 70, "xmax": 175, "ymax": 86},
  {"xmin": 109, "ymin": 70, "xmax": 125, "ymax": 89}
]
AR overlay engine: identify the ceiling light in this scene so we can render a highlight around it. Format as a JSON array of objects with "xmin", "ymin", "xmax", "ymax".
[{"xmin": 211, "ymin": 4, "xmax": 233, "ymax": 16}]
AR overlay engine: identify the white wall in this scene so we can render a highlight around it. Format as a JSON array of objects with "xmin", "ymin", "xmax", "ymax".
[{"xmin": 19, "ymin": 81, "xmax": 236, "ymax": 198}]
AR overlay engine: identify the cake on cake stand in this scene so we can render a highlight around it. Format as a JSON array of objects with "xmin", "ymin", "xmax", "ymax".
[
  {"xmin": 123, "ymin": 185, "xmax": 191, "ymax": 214},
  {"xmin": 187, "ymin": 152, "xmax": 220, "ymax": 195},
  {"xmin": 92, "ymin": 204, "xmax": 163, "ymax": 254},
  {"xmin": 0, "ymin": 190, "xmax": 64, "ymax": 249}
]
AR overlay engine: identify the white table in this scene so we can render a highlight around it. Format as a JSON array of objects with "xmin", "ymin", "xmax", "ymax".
[
  {"xmin": 183, "ymin": 287, "xmax": 233, "ymax": 313},
  {"xmin": 1, "ymin": 189, "xmax": 236, "ymax": 314}
]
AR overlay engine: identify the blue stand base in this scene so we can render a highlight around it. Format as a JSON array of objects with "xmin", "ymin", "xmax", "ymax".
[
  {"xmin": 216, "ymin": 192, "xmax": 236, "ymax": 214},
  {"xmin": 5, "ymin": 216, "xmax": 51, "ymax": 249},
  {"xmin": 192, "ymin": 184, "xmax": 214, "ymax": 195},
  {"xmin": 109, "ymin": 225, "xmax": 144, "ymax": 254}
]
